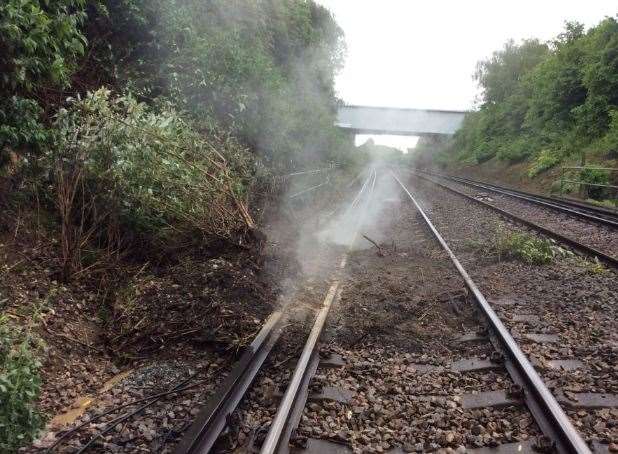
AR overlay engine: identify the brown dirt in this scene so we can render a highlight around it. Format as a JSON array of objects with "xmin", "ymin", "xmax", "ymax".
[{"xmin": 6, "ymin": 171, "xmax": 358, "ymax": 452}]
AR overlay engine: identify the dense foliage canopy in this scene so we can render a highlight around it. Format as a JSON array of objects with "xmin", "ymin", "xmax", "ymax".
[
  {"xmin": 84, "ymin": 0, "xmax": 347, "ymax": 168},
  {"xmin": 454, "ymin": 18, "xmax": 618, "ymax": 175},
  {"xmin": 0, "ymin": 0, "xmax": 350, "ymax": 278}
]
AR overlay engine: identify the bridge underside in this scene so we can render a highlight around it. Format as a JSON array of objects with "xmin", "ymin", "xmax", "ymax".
[
  {"xmin": 337, "ymin": 105, "xmax": 466, "ymax": 137},
  {"xmin": 340, "ymin": 129, "xmax": 450, "ymax": 138}
]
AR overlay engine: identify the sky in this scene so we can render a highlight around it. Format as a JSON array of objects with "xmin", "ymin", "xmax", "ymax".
[{"xmin": 315, "ymin": 1, "xmax": 617, "ymax": 150}]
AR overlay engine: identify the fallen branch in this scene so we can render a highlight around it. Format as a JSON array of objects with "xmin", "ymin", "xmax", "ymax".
[{"xmin": 362, "ymin": 234, "xmax": 385, "ymax": 257}]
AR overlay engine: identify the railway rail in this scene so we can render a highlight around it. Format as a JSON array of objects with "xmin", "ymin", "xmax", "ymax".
[
  {"xmin": 47, "ymin": 169, "xmax": 618, "ymax": 454},
  {"xmin": 391, "ymin": 173, "xmax": 590, "ymax": 454},
  {"xmin": 408, "ymin": 170, "xmax": 618, "ymax": 269},
  {"xmin": 420, "ymin": 170, "xmax": 618, "ymax": 229},
  {"xmin": 173, "ymin": 169, "xmax": 378, "ymax": 454},
  {"xmin": 170, "ymin": 168, "xmax": 613, "ymax": 454},
  {"xmin": 401, "ymin": 171, "xmax": 618, "ymax": 453}
]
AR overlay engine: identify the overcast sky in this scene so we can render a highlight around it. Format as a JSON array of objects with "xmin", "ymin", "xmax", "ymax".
[{"xmin": 316, "ymin": 1, "xmax": 617, "ymax": 111}]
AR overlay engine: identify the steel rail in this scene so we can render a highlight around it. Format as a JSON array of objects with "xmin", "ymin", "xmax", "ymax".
[
  {"xmin": 174, "ymin": 312, "xmax": 283, "ymax": 454},
  {"xmin": 286, "ymin": 165, "xmax": 339, "ymax": 177},
  {"xmin": 289, "ymin": 182, "xmax": 329, "ymax": 199},
  {"xmin": 463, "ymin": 178, "xmax": 618, "ymax": 217},
  {"xmin": 417, "ymin": 169, "xmax": 618, "ymax": 218},
  {"xmin": 391, "ymin": 172, "xmax": 591, "ymax": 454},
  {"xmin": 423, "ymin": 171, "xmax": 618, "ymax": 228},
  {"xmin": 411, "ymin": 172, "xmax": 618, "ymax": 268},
  {"xmin": 259, "ymin": 280, "xmax": 343, "ymax": 454},
  {"xmin": 452, "ymin": 175, "xmax": 618, "ymax": 223},
  {"xmin": 259, "ymin": 169, "xmax": 377, "ymax": 454},
  {"xmin": 175, "ymin": 169, "xmax": 376, "ymax": 454},
  {"xmin": 420, "ymin": 169, "xmax": 618, "ymax": 218}
]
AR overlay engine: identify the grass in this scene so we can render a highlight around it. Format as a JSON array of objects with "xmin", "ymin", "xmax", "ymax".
[
  {"xmin": 494, "ymin": 229, "xmax": 555, "ymax": 265},
  {"xmin": 576, "ymin": 256, "xmax": 608, "ymax": 275},
  {"xmin": 463, "ymin": 226, "xmax": 556, "ymax": 265},
  {"xmin": 585, "ymin": 198, "xmax": 618, "ymax": 209},
  {"xmin": 0, "ymin": 315, "xmax": 44, "ymax": 452}
]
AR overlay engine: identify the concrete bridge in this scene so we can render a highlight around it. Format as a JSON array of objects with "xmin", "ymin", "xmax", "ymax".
[{"xmin": 336, "ymin": 105, "xmax": 467, "ymax": 137}]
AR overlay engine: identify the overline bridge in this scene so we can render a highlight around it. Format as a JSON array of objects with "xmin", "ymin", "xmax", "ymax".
[{"xmin": 336, "ymin": 105, "xmax": 466, "ymax": 138}]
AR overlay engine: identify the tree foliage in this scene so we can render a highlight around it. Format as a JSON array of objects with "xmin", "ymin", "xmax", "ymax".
[
  {"xmin": 84, "ymin": 0, "xmax": 347, "ymax": 168},
  {"xmin": 455, "ymin": 17, "xmax": 618, "ymax": 170},
  {"xmin": 1, "ymin": 0, "xmax": 348, "ymax": 273},
  {"xmin": 0, "ymin": 316, "xmax": 42, "ymax": 452},
  {"xmin": 0, "ymin": 0, "xmax": 89, "ymax": 152},
  {"xmin": 0, "ymin": 0, "xmax": 88, "ymax": 92},
  {"xmin": 46, "ymin": 88, "xmax": 256, "ymax": 278}
]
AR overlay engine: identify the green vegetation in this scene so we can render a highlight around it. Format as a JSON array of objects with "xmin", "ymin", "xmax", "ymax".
[
  {"xmin": 84, "ymin": 0, "xmax": 347, "ymax": 169},
  {"xmin": 578, "ymin": 257, "xmax": 608, "ymax": 274},
  {"xmin": 0, "ymin": 1, "xmax": 349, "ymax": 448},
  {"xmin": 1, "ymin": 0, "xmax": 349, "ymax": 276},
  {"xmin": 465, "ymin": 227, "xmax": 555, "ymax": 265},
  {"xmin": 0, "ymin": 0, "xmax": 88, "ymax": 153},
  {"xmin": 494, "ymin": 229, "xmax": 555, "ymax": 265},
  {"xmin": 453, "ymin": 18, "xmax": 618, "ymax": 182},
  {"xmin": 0, "ymin": 316, "xmax": 43, "ymax": 452},
  {"xmin": 46, "ymin": 88, "xmax": 257, "ymax": 278}
]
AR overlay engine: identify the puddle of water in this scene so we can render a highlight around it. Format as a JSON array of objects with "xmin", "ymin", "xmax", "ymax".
[{"xmin": 49, "ymin": 369, "xmax": 132, "ymax": 429}]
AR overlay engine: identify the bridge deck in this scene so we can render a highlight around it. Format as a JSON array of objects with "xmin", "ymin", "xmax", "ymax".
[{"xmin": 336, "ymin": 105, "xmax": 466, "ymax": 136}]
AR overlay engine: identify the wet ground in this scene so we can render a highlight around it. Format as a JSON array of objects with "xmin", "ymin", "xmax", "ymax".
[{"xmin": 22, "ymin": 167, "xmax": 618, "ymax": 453}]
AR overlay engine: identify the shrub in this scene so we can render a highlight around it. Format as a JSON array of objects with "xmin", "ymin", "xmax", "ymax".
[
  {"xmin": 496, "ymin": 138, "xmax": 532, "ymax": 163},
  {"xmin": 0, "ymin": 97, "xmax": 50, "ymax": 154},
  {"xmin": 0, "ymin": 316, "xmax": 43, "ymax": 452},
  {"xmin": 87, "ymin": 0, "xmax": 346, "ymax": 168},
  {"xmin": 44, "ymin": 88, "xmax": 256, "ymax": 278},
  {"xmin": 0, "ymin": 0, "xmax": 88, "ymax": 92},
  {"xmin": 494, "ymin": 229, "xmax": 554, "ymax": 264},
  {"xmin": 579, "ymin": 166, "xmax": 610, "ymax": 199},
  {"xmin": 474, "ymin": 144, "xmax": 496, "ymax": 163},
  {"xmin": 527, "ymin": 148, "xmax": 561, "ymax": 177}
]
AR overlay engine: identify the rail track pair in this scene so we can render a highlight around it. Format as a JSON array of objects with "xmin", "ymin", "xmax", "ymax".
[
  {"xmin": 412, "ymin": 170, "xmax": 618, "ymax": 269},
  {"xmin": 174, "ymin": 169, "xmax": 599, "ymax": 454}
]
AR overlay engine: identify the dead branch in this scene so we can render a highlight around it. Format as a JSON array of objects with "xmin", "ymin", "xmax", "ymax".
[{"xmin": 362, "ymin": 234, "xmax": 385, "ymax": 257}]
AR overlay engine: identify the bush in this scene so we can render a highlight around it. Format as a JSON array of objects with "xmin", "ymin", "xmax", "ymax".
[
  {"xmin": 45, "ymin": 88, "xmax": 256, "ymax": 278},
  {"xmin": 87, "ymin": 0, "xmax": 346, "ymax": 168},
  {"xmin": 527, "ymin": 148, "xmax": 561, "ymax": 177},
  {"xmin": 474, "ymin": 144, "xmax": 496, "ymax": 163},
  {"xmin": 496, "ymin": 138, "xmax": 532, "ymax": 163},
  {"xmin": 0, "ymin": 316, "xmax": 43, "ymax": 452},
  {"xmin": 0, "ymin": 97, "xmax": 50, "ymax": 155},
  {"xmin": 589, "ymin": 110, "xmax": 618, "ymax": 158},
  {"xmin": 494, "ymin": 229, "xmax": 554, "ymax": 264},
  {"xmin": 0, "ymin": 0, "xmax": 88, "ymax": 92},
  {"xmin": 579, "ymin": 166, "xmax": 610, "ymax": 199}
]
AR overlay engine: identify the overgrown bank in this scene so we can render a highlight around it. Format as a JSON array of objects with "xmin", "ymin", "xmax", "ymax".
[
  {"xmin": 0, "ymin": 0, "xmax": 352, "ymax": 450},
  {"xmin": 427, "ymin": 17, "xmax": 618, "ymax": 201}
]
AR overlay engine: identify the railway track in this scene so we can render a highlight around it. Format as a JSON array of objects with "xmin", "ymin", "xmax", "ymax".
[
  {"xmin": 172, "ymin": 169, "xmax": 616, "ymax": 454},
  {"xmin": 403, "ymin": 172, "xmax": 618, "ymax": 451},
  {"xmin": 172, "ymin": 169, "xmax": 378, "ymax": 454},
  {"xmin": 408, "ymin": 170, "xmax": 618, "ymax": 268},
  {"xmin": 421, "ymin": 171, "xmax": 618, "ymax": 229},
  {"xmin": 45, "ymin": 168, "xmax": 614, "ymax": 453},
  {"xmin": 38, "ymin": 169, "xmax": 375, "ymax": 454}
]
